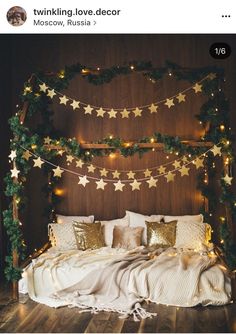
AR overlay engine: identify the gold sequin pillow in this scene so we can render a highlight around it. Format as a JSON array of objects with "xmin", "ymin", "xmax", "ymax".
[
  {"xmin": 73, "ymin": 221, "xmax": 105, "ymax": 250},
  {"xmin": 145, "ymin": 221, "xmax": 177, "ymax": 248}
]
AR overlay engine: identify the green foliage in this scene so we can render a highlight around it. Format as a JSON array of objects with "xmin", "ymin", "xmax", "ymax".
[{"xmin": 4, "ymin": 61, "xmax": 236, "ymax": 281}]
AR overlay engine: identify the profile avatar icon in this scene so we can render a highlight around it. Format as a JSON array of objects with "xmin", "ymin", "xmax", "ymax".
[{"xmin": 7, "ymin": 6, "xmax": 27, "ymax": 26}]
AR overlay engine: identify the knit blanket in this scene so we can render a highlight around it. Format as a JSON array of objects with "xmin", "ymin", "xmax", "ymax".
[
  {"xmin": 52, "ymin": 247, "xmax": 231, "ymax": 320},
  {"xmin": 22, "ymin": 247, "xmax": 231, "ymax": 321}
]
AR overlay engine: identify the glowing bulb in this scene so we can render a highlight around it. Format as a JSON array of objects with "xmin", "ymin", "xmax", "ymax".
[
  {"xmin": 109, "ymin": 135, "xmax": 113, "ymax": 139},
  {"xmin": 31, "ymin": 144, "xmax": 37, "ymax": 150},
  {"xmin": 220, "ymin": 125, "xmax": 225, "ymax": 131},
  {"xmin": 58, "ymin": 70, "xmax": 65, "ymax": 78},
  {"xmin": 150, "ymin": 138, "xmax": 155, "ymax": 143},
  {"xmin": 97, "ymin": 67, "xmax": 100, "ymax": 71},
  {"xmin": 54, "ymin": 188, "xmax": 65, "ymax": 196},
  {"xmin": 166, "ymin": 155, "xmax": 169, "ymax": 159},
  {"xmin": 109, "ymin": 153, "xmax": 115, "ymax": 159}
]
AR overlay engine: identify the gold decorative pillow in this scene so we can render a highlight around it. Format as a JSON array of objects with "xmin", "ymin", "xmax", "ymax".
[
  {"xmin": 146, "ymin": 220, "xmax": 177, "ymax": 248},
  {"xmin": 73, "ymin": 221, "xmax": 105, "ymax": 250},
  {"xmin": 112, "ymin": 226, "xmax": 143, "ymax": 250}
]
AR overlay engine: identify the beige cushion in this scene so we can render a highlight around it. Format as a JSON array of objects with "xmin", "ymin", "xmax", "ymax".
[
  {"xmin": 126, "ymin": 211, "xmax": 163, "ymax": 245},
  {"xmin": 112, "ymin": 226, "xmax": 143, "ymax": 250},
  {"xmin": 164, "ymin": 214, "xmax": 203, "ymax": 223},
  {"xmin": 48, "ymin": 222, "xmax": 77, "ymax": 250},
  {"xmin": 56, "ymin": 214, "xmax": 94, "ymax": 224},
  {"xmin": 175, "ymin": 221, "xmax": 212, "ymax": 250},
  {"xmin": 97, "ymin": 216, "xmax": 129, "ymax": 247}
]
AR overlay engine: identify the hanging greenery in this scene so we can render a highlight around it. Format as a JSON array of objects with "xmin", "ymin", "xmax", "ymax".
[{"xmin": 3, "ymin": 61, "xmax": 236, "ymax": 282}]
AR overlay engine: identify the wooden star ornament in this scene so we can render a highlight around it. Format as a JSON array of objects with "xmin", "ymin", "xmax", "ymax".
[
  {"xmin": 144, "ymin": 169, "xmax": 152, "ymax": 177},
  {"xmin": 223, "ymin": 174, "xmax": 233, "ymax": 185},
  {"xmin": 108, "ymin": 109, "xmax": 117, "ymax": 118},
  {"xmin": 84, "ymin": 105, "xmax": 93, "ymax": 115},
  {"xmin": 173, "ymin": 160, "xmax": 181, "ymax": 169},
  {"xmin": 120, "ymin": 109, "xmax": 130, "ymax": 119},
  {"xmin": 22, "ymin": 150, "xmax": 31, "ymax": 161},
  {"xmin": 148, "ymin": 104, "xmax": 158, "ymax": 113},
  {"xmin": 158, "ymin": 165, "xmax": 166, "ymax": 174},
  {"xmin": 112, "ymin": 170, "xmax": 120, "ymax": 179},
  {"xmin": 179, "ymin": 165, "xmax": 190, "ymax": 177},
  {"xmin": 127, "ymin": 171, "xmax": 135, "ymax": 179},
  {"xmin": 59, "ymin": 95, "xmax": 69, "ymax": 105},
  {"xmin": 194, "ymin": 157, "xmax": 204, "ymax": 169},
  {"xmin": 78, "ymin": 175, "xmax": 89, "ymax": 187},
  {"xmin": 47, "ymin": 89, "xmax": 56, "ymax": 99},
  {"xmin": 53, "ymin": 166, "xmax": 64, "ymax": 178},
  {"xmin": 96, "ymin": 108, "xmax": 106, "ymax": 118},
  {"xmin": 39, "ymin": 83, "xmax": 48, "ymax": 93},
  {"xmin": 9, "ymin": 150, "xmax": 17, "ymax": 161},
  {"xmin": 132, "ymin": 107, "xmax": 142, "ymax": 117},
  {"xmin": 193, "ymin": 83, "xmax": 202, "ymax": 93},
  {"xmin": 96, "ymin": 179, "xmax": 107, "ymax": 190},
  {"xmin": 87, "ymin": 164, "xmax": 96, "ymax": 173},
  {"xmin": 114, "ymin": 180, "xmax": 125, "ymax": 192},
  {"xmin": 33, "ymin": 157, "xmax": 44, "ymax": 168},
  {"xmin": 71, "ymin": 100, "xmax": 80, "ymax": 110},
  {"xmin": 44, "ymin": 136, "xmax": 51, "ymax": 145},
  {"xmin": 11, "ymin": 167, "xmax": 20, "ymax": 178},
  {"xmin": 76, "ymin": 159, "xmax": 84, "ymax": 168},
  {"xmin": 211, "ymin": 145, "xmax": 222, "ymax": 156},
  {"xmin": 176, "ymin": 93, "xmax": 186, "ymax": 103},
  {"xmin": 165, "ymin": 98, "xmax": 174, "ymax": 109},
  {"xmin": 130, "ymin": 179, "xmax": 141, "ymax": 191},
  {"xmin": 100, "ymin": 168, "xmax": 108, "ymax": 177},
  {"xmin": 147, "ymin": 177, "xmax": 157, "ymax": 188},
  {"xmin": 165, "ymin": 171, "xmax": 175, "ymax": 183},
  {"xmin": 66, "ymin": 155, "xmax": 74, "ymax": 163}
]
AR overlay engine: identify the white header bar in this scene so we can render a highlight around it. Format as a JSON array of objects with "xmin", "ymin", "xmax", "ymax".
[{"xmin": 0, "ymin": 0, "xmax": 235, "ymax": 34}]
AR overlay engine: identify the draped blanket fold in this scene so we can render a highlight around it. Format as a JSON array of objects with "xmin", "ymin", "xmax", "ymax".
[{"xmin": 21, "ymin": 247, "xmax": 231, "ymax": 320}]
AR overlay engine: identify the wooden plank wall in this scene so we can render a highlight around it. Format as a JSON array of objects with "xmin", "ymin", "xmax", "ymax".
[{"xmin": 1, "ymin": 34, "xmax": 236, "ymax": 257}]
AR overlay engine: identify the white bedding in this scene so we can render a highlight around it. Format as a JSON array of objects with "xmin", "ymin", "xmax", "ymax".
[{"xmin": 19, "ymin": 246, "xmax": 232, "ymax": 310}]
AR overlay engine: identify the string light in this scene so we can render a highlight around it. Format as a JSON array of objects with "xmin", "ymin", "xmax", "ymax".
[
  {"xmin": 130, "ymin": 65, "xmax": 134, "ymax": 70},
  {"xmin": 150, "ymin": 138, "xmax": 155, "ymax": 143},
  {"xmin": 109, "ymin": 153, "xmax": 116, "ymax": 159},
  {"xmin": 54, "ymin": 188, "xmax": 65, "ymax": 196},
  {"xmin": 220, "ymin": 124, "xmax": 225, "ymax": 131},
  {"xmin": 58, "ymin": 70, "xmax": 65, "ymax": 78}
]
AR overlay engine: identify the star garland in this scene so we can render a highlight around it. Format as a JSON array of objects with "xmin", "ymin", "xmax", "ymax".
[
  {"xmin": 36, "ymin": 74, "xmax": 211, "ymax": 119},
  {"xmin": 17, "ymin": 144, "xmax": 226, "ymax": 193}
]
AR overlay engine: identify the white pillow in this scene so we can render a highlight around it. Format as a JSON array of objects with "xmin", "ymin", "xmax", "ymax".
[
  {"xmin": 164, "ymin": 214, "xmax": 203, "ymax": 223},
  {"xmin": 56, "ymin": 214, "xmax": 94, "ymax": 224},
  {"xmin": 48, "ymin": 222, "xmax": 77, "ymax": 250},
  {"xmin": 175, "ymin": 221, "xmax": 211, "ymax": 250},
  {"xmin": 96, "ymin": 216, "xmax": 129, "ymax": 247},
  {"xmin": 126, "ymin": 211, "xmax": 163, "ymax": 245}
]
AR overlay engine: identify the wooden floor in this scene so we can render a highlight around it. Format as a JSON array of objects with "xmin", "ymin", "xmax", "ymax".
[{"xmin": 0, "ymin": 285, "xmax": 236, "ymax": 333}]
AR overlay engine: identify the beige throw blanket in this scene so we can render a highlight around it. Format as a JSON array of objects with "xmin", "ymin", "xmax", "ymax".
[{"xmin": 50, "ymin": 247, "xmax": 231, "ymax": 320}]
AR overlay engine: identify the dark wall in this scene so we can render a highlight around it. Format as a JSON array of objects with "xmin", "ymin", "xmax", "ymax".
[{"xmin": 0, "ymin": 35, "xmax": 236, "ymax": 277}]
